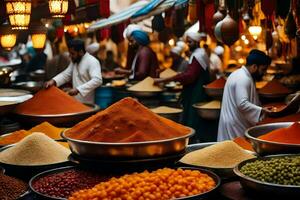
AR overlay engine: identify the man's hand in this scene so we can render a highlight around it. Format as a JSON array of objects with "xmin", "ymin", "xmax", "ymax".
[
  {"xmin": 44, "ymin": 79, "xmax": 56, "ymax": 88},
  {"xmin": 67, "ymin": 88, "xmax": 79, "ymax": 96}
]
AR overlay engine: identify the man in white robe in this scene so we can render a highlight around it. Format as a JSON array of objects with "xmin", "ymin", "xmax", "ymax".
[
  {"xmin": 44, "ymin": 39, "xmax": 102, "ymax": 104},
  {"xmin": 217, "ymin": 49, "xmax": 273, "ymax": 141}
]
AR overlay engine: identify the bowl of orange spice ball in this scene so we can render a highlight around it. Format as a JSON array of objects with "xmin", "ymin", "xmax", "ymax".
[{"xmin": 29, "ymin": 166, "xmax": 220, "ymax": 200}]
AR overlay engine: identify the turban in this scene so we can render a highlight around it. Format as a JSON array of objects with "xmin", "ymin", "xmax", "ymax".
[
  {"xmin": 176, "ymin": 41, "xmax": 186, "ymax": 49},
  {"xmin": 171, "ymin": 46, "xmax": 183, "ymax": 55},
  {"xmin": 123, "ymin": 24, "xmax": 142, "ymax": 39},
  {"xmin": 214, "ymin": 46, "xmax": 224, "ymax": 56},
  {"xmin": 131, "ymin": 30, "xmax": 150, "ymax": 46},
  {"xmin": 246, "ymin": 49, "xmax": 271, "ymax": 66},
  {"xmin": 86, "ymin": 43, "xmax": 100, "ymax": 54},
  {"xmin": 185, "ymin": 31, "xmax": 202, "ymax": 42}
]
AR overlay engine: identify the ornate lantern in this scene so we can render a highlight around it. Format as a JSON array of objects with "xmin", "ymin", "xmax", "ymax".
[
  {"xmin": 5, "ymin": 0, "xmax": 31, "ymax": 30},
  {"xmin": 0, "ymin": 25, "xmax": 17, "ymax": 50},
  {"xmin": 30, "ymin": 23, "xmax": 47, "ymax": 49},
  {"xmin": 48, "ymin": 0, "xmax": 69, "ymax": 18}
]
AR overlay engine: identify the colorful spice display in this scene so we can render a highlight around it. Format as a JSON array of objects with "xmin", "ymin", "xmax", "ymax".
[
  {"xmin": 65, "ymin": 97, "xmax": 190, "ymax": 143},
  {"xmin": 206, "ymin": 77, "xmax": 226, "ymax": 89},
  {"xmin": 259, "ymin": 79, "xmax": 292, "ymax": 95},
  {"xmin": 180, "ymin": 141, "xmax": 255, "ymax": 168},
  {"xmin": 240, "ymin": 156, "xmax": 300, "ymax": 186},
  {"xmin": 0, "ymin": 122, "xmax": 64, "ymax": 146},
  {"xmin": 15, "ymin": 86, "xmax": 91, "ymax": 115},
  {"xmin": 0, "ymin": 173, "xmax": 27, "ymax": 200},
  {"xmin": 150, "ymin": 106, "xmax": 182, "ymax": 114},
  {"xmin": 69, "ymin": 168, "xmax": 216, "ymax": 200},
  {"xmin": 128, "ymin": 77, "xmax": 163, "ymax": 92},
  {"xmin": 233, "ymin": 137, "xmax": 254, "ymax": 151},
  {"xmin": 32, "ymin": 169, "xmax": 110, "ymax": 199},
  {"xmin": 0, "ymin": 132, "xmax": 70, "ymax": 165},
  {"xmin": 258, "ymin": 122, "xmax": 300, "ymax": 144}
]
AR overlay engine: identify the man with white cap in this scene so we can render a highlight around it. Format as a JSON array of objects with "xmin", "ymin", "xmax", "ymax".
[
  {"xmin": 115, "ymin": 26, "xmax": 159, "ymax": 80},
  {"xmin": 170, "ymin": 46, "xmax": 188, "ymax": 72},
  {"xmin": 86, "ymin": 42, "xmax": 100, "ymax": 59},
  {"xmin": 209, "ymin": 45, "xmax": 224, "ymax": 79},
  {"xmin": 154, "ymin": 31, "xmax": 210, "ymax": 143}
]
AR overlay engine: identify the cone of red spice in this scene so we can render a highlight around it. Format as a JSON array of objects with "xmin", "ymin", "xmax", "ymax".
[
  {"xmin": 15, "ymin": 86, "xmax": 91, "ymax": 115},
  {"xmin": 206, "ymin": 77, "xmax": 226, "ymax": 89},
  {"xmin": 259, "ymin": 79, "xmax": 292, "ymax": 95},
  {"xmin": 258, "ymin": 122, "xmax": 300, "ymax": 144}
]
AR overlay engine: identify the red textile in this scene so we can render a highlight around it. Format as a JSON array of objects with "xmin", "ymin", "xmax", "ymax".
[
  {"xmin": 173, "ymin": 57, "xmax": 204, "ymax": 85},
  {"xmin": 99, "ymin": 28, "xmax": 111, "ymax": 41},
  {"xmin": 204, "ymin": 3, "xmax": 215, "ymax": 36},
  {"xmin": 196, "ymin": 0, "xmax": 206, "ymax": 32},
  {"xmin": 100, "ymin": 0, "xmax": 110, "ymax": 18}
]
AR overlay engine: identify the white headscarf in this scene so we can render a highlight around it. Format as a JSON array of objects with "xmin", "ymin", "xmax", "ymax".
[
  {"xmin": 176, "ymin": 41, "xmax": 186, "ymax": 49},
  {"xmin": 86, "ymin": 43, "xmax": 100, "ymax": 54},
  {"xmin": 185, "ymin": 32, "xmax": 202, "ymax": 42},
  {"xmin": 189, "ymin": 48, "xmax": 209, "ymax": 70},
  {"xmin": 171, "ymin": 46, "xmax": 183, "ymax": 55},
  {"xmin": 214, "ymin": 46, "xmax": 224, "ymax": 56},
  {"xmin": 123, "ymin": 24, "xmax": 142, "ymax": 39}
]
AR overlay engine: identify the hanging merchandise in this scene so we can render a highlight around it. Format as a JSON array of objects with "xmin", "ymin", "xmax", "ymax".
[
  {"xmin": 173, "ymin": 8, "xmax": 185, "ymax": 37},
  {"xmin": 196, "ymin": 0, "xmax": 206, "ymax": 33},
  {"xmin": 152, "ymin": 14, "xmax": 165, "ymax": 32},
  {"xmin": 266, "ymin": 21, "xmax": 273, "ymax": 51},
  {"xmin": 164, "ymin": 9, "xmax": 173, "ymax": 28},
  {"xmin": 226, "ymin": 0, "xmax": 243, "ymax": 21},
  {"xmin": 100, "ymin": 0, "xmax": 110, "ymax": 18},
  {"xmin": 187, "ymin": 0, "xmax": 197, "ymax": 23},
  {"xmin": 204, "ymin": 2, "xmax": 215, "ymax": 36},
  {"xmin": 111, "ymin": 22, "xmax": 126, "ymax": 44},
  {"xmin": 285, "ymin": 0, "xmax": 297, "ymax": 39},
  {"xmin": 214, "ymin": 13, "xmax": 239, "ymax": 46},
  {"xmin": 276, "ymin": 0, "xmax": 291, "ymax": 19}
]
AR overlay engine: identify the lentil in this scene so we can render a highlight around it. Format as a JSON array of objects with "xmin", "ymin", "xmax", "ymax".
[
  {"xmin": 180, "ymin": 141, "xmax": 255, "ymax": 168},
  {"xmin": 151, "ymin": 106, "xmax": 182, "ymax": 114},
  {"xmin": 33, "ymin": 169, "xmax": 110, "ymax": 199},
  {"xmin": 69, "ymin": 168, "xmax": 216, "ymax": 200},
  {"xmin": 0, "ymin": 173, "xmax": 27, "ymax": 200},
  {"xmin": 128, "ymin": 77, "xmax": 162, "ymax": 92},
  {"xmin": 240, "ymin": 156, "xmax": 300, "ymax": 186}
]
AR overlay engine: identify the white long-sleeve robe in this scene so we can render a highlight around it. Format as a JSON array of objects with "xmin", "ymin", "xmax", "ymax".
[
  {"xmin": 217, "ymin": 66, "xmax": 262, "ymax": 141},
  {"xmin": 53, "ymin": 53, "xmax": 102, "ymax": 104}
]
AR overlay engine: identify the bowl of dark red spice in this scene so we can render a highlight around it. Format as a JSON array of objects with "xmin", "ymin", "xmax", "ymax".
[
  {"xmin": 62, "ymin": 97, "xmax": 195, "ymax": 159},
  {"xmin": 258, "ymin": 79, "xmax": 293, "ymax": 100},
  {"xmin": 29, "ymin": 166, "xmax": 113, "ymax": 200},
  {"xmin": 203, "ymin": 77, "xmax": 226, "ymax": 100},
  {"xmin": 14, "ymin": 86, "xmax": 100, "ymax": 127},
  {"xmin": 0, "ymin": 172, "xmax": 28, "ymax": 200},
  {"xmin": 245, "ymin": 122, "xmax": 300, "ymax": 155},
  {"xmin": 234, "ymin": 154, "xmax": 300, "ymax": 196}
]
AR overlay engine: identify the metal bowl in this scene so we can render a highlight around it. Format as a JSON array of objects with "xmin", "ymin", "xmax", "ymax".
[
  {"xmin": 0, "ymin": 101, "xmax": 20, "ymax": 116},
  {"xmin": 193, "ymin": 103, "xmax": 220, "ymax": 120},
  {"xmin": 258, "ymin": 92, "xmax": 292, "ymax": 99},
  {"xmin": 203, "ymin": 85, "xmax": 223, "ymax": 100},
  {"xmin": 12, "ymin": 81, "xmax": 43, "ymax": 93},
  {"xmin": 0, "ymin": 145, "xmax": 72, "ymax": 180},
  {"xmin": 245, "ymin": 122, "xmax": 300, "ymax": 155},
  {"xmin": 233, "ymin": 154, "xmax": 300, "ymax": 196},
  {"xmin": 15, "ymin": 104, "xmax": 100, "ymax": 127},
  {"xmin": 62, "ymin": 128, "xmax": 195, "ymax": 159},
  {"xmin": 178, "ymin": 142, "xmax": 255, "ymax": 179}
]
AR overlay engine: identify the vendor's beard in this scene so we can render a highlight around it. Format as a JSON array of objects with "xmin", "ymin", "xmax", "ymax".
[
  {"xmin": 73, "ymin": 56, "xmax": 82, "ymax": 64},
  {"xmin": 252, "ymin": 71, "xmax": 263, "ymax": 81}
]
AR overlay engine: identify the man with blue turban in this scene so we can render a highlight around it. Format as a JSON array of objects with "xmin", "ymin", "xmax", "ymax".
[
  {"xmin": 115, "ymin": 28, "xmax": 159, "ymax": 80},
  {"xmin": 217, "ymin": 49, "xmax": 276, "ymax": 141}
]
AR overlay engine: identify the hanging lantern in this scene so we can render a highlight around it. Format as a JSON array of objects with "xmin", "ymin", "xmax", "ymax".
[
  {"xmin": 30, "ymin": 23, "xmax": 47, "ymax": 49},
  {"xmin": 0, "ymin": 25, "xmax": 17, "ymax": 50},
  {"xmin": 5, "ymin": 0, "xmax": 31, "ymax": 30},
  {"xmin": 49, "ymin": 0, "xmax": 68, "ymax": 18}
]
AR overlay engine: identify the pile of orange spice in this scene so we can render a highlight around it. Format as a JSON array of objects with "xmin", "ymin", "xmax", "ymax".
[
  {"xmin": 258, "ymin": 122, "xmax": 300, "ymax": 144},
  {"xmin": 206, "ymin": 77, "xmax": 226, "ymax": 89},
  {"xmin": 233, "ymin": 137, "xmax": 254, "ymax": 151},
  {"xmin": 259, "ymin": 79, "xmax": 291, "ymax": 95},
  {"xmin": 15, "ymin": 86, "xmax": 91, "ymax": 115},
  {"xmin": 65, "ymin": 97, "xmax": 190, "ymax": 142},
  {"xmin": 0, "ymin": 122, "xmax": 64, "ymax": 146}
]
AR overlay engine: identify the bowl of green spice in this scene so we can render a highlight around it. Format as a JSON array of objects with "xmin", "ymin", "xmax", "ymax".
[{"xmin": 234, "ymin": 154, "xmax": 300, "ymax": 196}]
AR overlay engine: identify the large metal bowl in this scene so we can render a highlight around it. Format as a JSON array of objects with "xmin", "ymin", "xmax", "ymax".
[
  {"xmin": 62, "ymin": 128, "xmax": 195, "ymax": 159},
  {"xmin": 245, "ymin": 122, "xmax": 300, "ymax": 155},
  {"xmin": 127, "ymin": 90, "xmax": 163, "ymax": 97},
  {"xmin": 203, "ymin": 85, "xmax": 223, "ymax": 100},
  {"xmin": 0, "ymin": 101, "xmax": 20, "ymax": 116},
  {"xmin": 193, "ymin": 103, "xmax": 220, "ymax": 120},
  {"xmin": 234, "ymin": 154, "xmax": 300, "ymax": 196},
  {"xmin": 15, "ymin": 104, "xmax": 100, "ymax": 127},
  {"xmin": 12, "ymin": 81, "xmax": 43, "ymax": 93}
]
